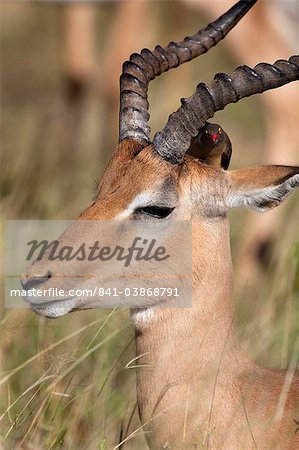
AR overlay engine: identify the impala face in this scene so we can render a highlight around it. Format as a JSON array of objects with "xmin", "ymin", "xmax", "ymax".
[
  {"xmin": 20, "ymin": 141, "xmax": 227, "ymax": 317},
  {"xmin": 20, "ymin": 139, "xmax": 299, "ymax": 318}
]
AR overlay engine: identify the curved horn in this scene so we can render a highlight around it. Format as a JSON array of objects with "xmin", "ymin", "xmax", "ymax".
[
  {"xmin": 154, "ymin": 56, "xmax": 299, "ymax": 163},
  {"xmin": 119, "ymin": 0, "xmax": 257, "ymax": 146}
]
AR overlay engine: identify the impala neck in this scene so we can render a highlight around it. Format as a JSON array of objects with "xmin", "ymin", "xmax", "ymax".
[
  {"xmin": 135, "ymin": 218, "xmax": 233, "ymax": 323},
  {"xmin": 134, "ymin": 216, "xmax": 241, "ymax": 372},
  {"xmin": 133, "ymin": 216, "xmax": 249, "ymax": 439}
]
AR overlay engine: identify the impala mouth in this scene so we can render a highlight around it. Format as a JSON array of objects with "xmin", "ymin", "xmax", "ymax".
[{"xmin": 28, "ymin": 297, "xmax": 76, "ymax": 318}]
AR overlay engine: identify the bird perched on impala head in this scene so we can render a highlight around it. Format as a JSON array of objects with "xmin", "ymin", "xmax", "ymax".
[{"xmin": 187, "ymin": 122, "xmax": 232, "ymax": 170}]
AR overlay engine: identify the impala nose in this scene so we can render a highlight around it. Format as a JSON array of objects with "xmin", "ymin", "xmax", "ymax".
[{"xmin": 20, "ymin": 271, "xmax": 52, "ymax": 290}]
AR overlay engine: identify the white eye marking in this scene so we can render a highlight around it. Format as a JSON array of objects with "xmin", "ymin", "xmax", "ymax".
[{"xmin": 116, "ymin": 191, "xmax": 154, "ymax": 219}]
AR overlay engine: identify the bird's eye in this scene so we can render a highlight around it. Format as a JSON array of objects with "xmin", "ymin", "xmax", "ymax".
[
  {"xmin": 135, "ymin": 206, "xmax": 175, "ymax": 219},
  {"xmin": 205, "ymin": 130, "xmax": 209, "ymax": 134},
  {"xmin": 218, "ymin": 127, "xmax": 222, "ymax": 133}
]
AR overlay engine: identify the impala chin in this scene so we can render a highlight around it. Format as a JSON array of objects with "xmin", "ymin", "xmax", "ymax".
[{"xmin": 27, "ymin": 297, "xmax": 76, "ymax": 318}]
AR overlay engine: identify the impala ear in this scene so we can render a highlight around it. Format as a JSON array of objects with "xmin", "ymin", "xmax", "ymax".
[{"xmin": 227, "ymin": 166, "xmax": 299, "ymax": 212}]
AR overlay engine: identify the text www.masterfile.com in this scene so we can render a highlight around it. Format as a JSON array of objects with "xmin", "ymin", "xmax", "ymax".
[{"xmin": 10, "ymin": 286, "xmax": 180, "ymax": 299}]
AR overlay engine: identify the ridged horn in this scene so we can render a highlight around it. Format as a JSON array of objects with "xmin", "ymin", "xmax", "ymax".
[
  {"xmin": 119, "ymin": 0, "xmax": 257, "ymax": 146},
  {"xmin": 154, "ymin": 56, "xmax": 299, "ymax": 163}
]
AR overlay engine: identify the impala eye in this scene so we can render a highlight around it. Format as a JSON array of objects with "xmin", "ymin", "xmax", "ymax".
[{"xmin": 136, "ymin": 206, "xmax": 175, "ymax": 219}]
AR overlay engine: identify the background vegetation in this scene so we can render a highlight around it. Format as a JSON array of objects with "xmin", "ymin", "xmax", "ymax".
[{"xmin": 1, "ymin": 1, "xmax": 298, "ymax": 449}]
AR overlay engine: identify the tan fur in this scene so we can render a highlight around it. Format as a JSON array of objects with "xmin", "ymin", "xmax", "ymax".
[
  {"xmin": 78, "ymin": 141, "xmax": 179, "ymax": 220},
  {"xmin": 23, "ymin": 143, "xmax": 299, "ymax": 449}
]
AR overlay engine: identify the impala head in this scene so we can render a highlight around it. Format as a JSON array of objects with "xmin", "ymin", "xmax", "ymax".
[{"xmin": 21, "ymin": 0, "xmax": 299, "ymax": 318}]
